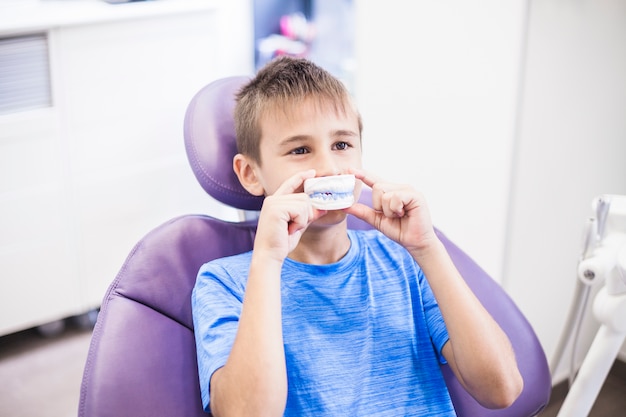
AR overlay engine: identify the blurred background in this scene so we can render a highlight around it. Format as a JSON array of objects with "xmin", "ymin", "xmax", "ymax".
[{"xmin": 1, "ymin": 0, "xmax": 625, "ymax": 415}]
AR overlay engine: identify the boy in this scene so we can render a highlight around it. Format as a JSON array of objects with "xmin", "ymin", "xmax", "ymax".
[{"xmin": 192, "ymin": 56, "xmax": 523, "ymax": 416}]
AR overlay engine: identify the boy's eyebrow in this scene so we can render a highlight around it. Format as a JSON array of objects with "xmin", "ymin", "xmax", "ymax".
[
  {"xmin": 277, "ymin": 129, "xmax": 360, "ymax": 148},
  {"xmin": 278, "ymin": 135, "xmax": 310, "ymax": 147},
  {"xmin": 331, "ymin": 129, "xmax": 359, "ymax": 138}
]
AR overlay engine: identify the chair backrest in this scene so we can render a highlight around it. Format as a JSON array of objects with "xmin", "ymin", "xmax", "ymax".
[{"xmin": 78, "ymin": 76, "xmax": 551, "ymax": 417}]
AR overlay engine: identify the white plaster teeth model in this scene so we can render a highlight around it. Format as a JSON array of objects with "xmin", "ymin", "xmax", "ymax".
[{"xmin": 304, "ymin": 174, "xmax": 356, "ymax": 210}]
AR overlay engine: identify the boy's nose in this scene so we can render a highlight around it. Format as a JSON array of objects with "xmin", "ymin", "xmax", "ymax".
[{"xmin": 314, "ymin": 151, "xmax": 341, "ymax": 177}]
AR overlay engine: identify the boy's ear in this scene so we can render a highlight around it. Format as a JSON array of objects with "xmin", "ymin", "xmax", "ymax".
[{"xmin": 233, "ymin": 153, "xmax": 265, "ymax": 196}]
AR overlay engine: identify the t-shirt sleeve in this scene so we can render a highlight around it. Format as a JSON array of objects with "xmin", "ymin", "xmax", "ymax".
[
  {"xmin": 418, "ymin": 268, "xmax": 450, "ymax": 364},
  {"xmin": 191, "ymin": 261, "xmax": 244, "ymax": 412}
]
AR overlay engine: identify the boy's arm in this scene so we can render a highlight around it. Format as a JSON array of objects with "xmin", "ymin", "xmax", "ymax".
[
  {"xmin": 209, "ymin": 170, "xmax": 320, "ymax": 417},
  {"xmin": 209, "ymin": 254, "xmax": 286, "ymax": 417},
  {"xmin": 413, "ymin": 239, "xmax": 523, "ymax": 409},
  {"xmin": 345, "ymin": 169, "xmax": 523, "ymax": 409}
]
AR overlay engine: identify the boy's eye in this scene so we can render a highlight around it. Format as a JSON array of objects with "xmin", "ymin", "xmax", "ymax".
[
  {"xmin": 290, "ymin": 147, "xmax": 309, "ymax": 155},
  {"xmin": 334, "ymin": 141, "xmax": 350, "ymax": 151}
]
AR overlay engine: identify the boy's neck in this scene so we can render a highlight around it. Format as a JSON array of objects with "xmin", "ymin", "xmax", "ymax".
[{"xmin": 288, "ymin": 223, "xmax": 351, "ymax": 265}]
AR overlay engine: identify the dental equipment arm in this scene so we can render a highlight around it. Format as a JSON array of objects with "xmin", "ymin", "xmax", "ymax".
[{"xmin": 554, "ymin": 194, "xmax": 626, "ymax": 417}]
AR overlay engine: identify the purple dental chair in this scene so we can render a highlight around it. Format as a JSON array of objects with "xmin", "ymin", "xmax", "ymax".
[{"xmin": 78, "ymin": 76, "xmax": 552, "ymax": 417}]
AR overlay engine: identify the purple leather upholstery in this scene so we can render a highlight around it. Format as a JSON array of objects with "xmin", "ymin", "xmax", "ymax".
[
  {"xmin": 78, "ymin": 216, "xmax": 256, "ymax": 417},
  {"xmin": 78, "ymin": 76, "xmax": 551, "ymax": 417},
  {"xmin": 184, "ymin": 77, "xmax": 263, "ymax": 211}
]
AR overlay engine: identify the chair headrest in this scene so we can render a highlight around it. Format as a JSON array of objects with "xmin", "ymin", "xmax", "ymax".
[{"xmin": 184, "ymin": 76, "xmax": 265, "ymax": 211}]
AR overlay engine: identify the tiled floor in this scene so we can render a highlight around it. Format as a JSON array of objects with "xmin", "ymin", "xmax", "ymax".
[{"xmin": 0, "ymin": 319, "xmax": 625, "ymax": 417}]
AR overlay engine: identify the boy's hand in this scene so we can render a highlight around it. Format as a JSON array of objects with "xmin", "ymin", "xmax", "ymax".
[
  {"xmin": 253, "ymin": 169, "xmax": 327, "ymax": 263},
  {"xmin": 345, "ymin": 169, "xmax": 438, "ymax": 255}
]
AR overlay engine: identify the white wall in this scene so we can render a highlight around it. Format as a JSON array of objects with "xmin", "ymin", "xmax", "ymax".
[
  {"xmin": 354, "ymin": 0, "xmax": 626, "ymax": 386},
  {"xmin": 504, "ymin": 0, "xmax": 626, "ymax": 382},
  {"xmin": 354, "ymin": 0, "xmax": 527, "ymax": 281}
]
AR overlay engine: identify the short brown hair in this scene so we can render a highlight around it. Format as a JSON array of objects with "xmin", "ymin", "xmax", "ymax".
[{"xmin": 234, "ymin": 56, "xmax": 362, "ymax": 164}]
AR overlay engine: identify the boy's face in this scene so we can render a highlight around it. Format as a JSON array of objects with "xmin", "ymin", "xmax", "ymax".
[{"xmin": 254, "ymin": 97, "xmax": 363, "ymax": 199}]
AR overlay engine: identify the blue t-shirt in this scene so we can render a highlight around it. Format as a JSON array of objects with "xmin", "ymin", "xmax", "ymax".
[{"xmin": 192, "ymin": 229, "xmax": 455, "ymax": 416}]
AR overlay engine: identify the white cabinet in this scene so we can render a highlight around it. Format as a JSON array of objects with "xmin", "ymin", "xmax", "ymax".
[{"xmin": 0, "ymin": 0, "xmax": 253, "ymax": 335}]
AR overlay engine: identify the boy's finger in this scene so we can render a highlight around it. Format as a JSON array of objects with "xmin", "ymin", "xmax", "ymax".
[
  {"xmin": 344, "ymin": 203, "xmax": 379, "ymax": 228},
  {"xmin": 350, "ymin": 169, "xmax": 396, "ymax": 207},
  {"xmin": 349, "ymin": 168, "xmax": 382, "ymax": 189},
  {"xmin": 274, "ymin": 169, "xmax": 316, "ymax": 196}
]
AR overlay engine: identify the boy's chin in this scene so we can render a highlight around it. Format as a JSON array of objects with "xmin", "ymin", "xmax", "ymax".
[{"xmin": 311, "ymin": 209, "xmax": 349, "ymax": 226}]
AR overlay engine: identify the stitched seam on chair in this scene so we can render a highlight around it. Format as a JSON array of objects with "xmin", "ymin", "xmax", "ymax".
[
  {"xmin": 106, "ymin": 215, "xmax": 198, "ymax": 330},
  {"xmin": 77, "ymin": 238, "xmax": 136, "ymax": 415},
  {"xmin": 79, "ymin": 222, "xmax": 191, "ymax": 415},
  {"xmin": 78, "ymin": 288, "xmax": 192, "ymax": 415},
  {"xmin": 120, "ymin": 292, "xmax": 193, "ymax": 331}
]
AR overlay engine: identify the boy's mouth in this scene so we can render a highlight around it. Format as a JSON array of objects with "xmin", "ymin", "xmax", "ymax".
[{"xmin": 304, "ymin": 174, "xmax": 356, "ymax": 210}]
